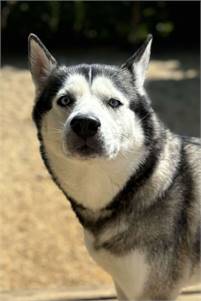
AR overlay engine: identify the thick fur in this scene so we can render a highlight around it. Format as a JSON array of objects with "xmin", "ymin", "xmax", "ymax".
[{"xmin": 29, "ymin": 34, "xmax": 201, "ymax": 300}]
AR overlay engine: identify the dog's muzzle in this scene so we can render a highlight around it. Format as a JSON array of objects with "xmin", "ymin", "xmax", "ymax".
[{"xmin": 65, "ymin": 115, "xmax": 104, "ymax": 158}]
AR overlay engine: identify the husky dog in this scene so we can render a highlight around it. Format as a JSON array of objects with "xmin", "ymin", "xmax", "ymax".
[{"xmin": 28, "ymin": 33, "xmax": 201, "ymax": 300}]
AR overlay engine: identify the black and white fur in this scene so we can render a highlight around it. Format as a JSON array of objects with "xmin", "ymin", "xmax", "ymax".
[{"xmin": 28, "ymin": 33, "xmax": 201, "ymax": 300}]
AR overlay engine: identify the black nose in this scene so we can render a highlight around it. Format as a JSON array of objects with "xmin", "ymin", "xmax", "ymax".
[{"xmin": 70, "ymin": 115, "xmax": 101, "ymax": 139}]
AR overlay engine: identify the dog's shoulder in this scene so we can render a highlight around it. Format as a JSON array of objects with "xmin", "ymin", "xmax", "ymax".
[
  {"xmin": 182, "ymin": 135, "xmax": 201, "ymax": 145},
  {"xmin": 181, "ymin": 135, "xmax": 201, "ymax": 173}
]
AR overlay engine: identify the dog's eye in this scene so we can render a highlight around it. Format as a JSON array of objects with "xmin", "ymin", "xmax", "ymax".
[
  {"xmin": 108, "ymin": 98, "xmax": 122, "ymax": 109},
  {"xmin": 57, "ymin": 95, "xmax": 74, "ymax": 107}
]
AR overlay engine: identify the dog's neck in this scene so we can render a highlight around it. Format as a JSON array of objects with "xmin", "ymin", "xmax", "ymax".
[{"xmin": 44, "ymin": 141, "xmax": 146, "ymax": 212}]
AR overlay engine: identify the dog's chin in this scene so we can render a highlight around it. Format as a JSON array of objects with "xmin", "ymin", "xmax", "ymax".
[
  {"xmin": 62, "ymin": 137, "xmax": 121, "ymax": 161},
  {"xmin": 63, "ymin": 143, "xmax": 105, "ymax": 160}
]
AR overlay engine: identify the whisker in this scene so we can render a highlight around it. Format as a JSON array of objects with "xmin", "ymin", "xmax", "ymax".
[
  {"xmin": 58, "ymin": 121, "xmax": 65, "ymax": 127},
  {"xmin": 136, "ymin": 112, "xmax": 151, "ymax": 125},
  {"xmin": 47, "ymin": 126, "xmax": 64, "ymax": 135}
]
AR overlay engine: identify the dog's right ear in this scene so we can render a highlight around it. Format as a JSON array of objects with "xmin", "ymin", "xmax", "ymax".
[{"xmin": 28, "ymin": 34, "xmax": 57, "ymax": 91}]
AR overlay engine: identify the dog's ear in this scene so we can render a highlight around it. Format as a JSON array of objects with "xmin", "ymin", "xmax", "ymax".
[
  {"xmin": 28, "ymin": 33, "xmax": 57, "ymax": 91},
  {"xmin": 121, "ymin": 34, "xmax": 152, "ymax": 89}
]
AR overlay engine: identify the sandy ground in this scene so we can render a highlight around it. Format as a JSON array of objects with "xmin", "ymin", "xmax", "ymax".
[{"xmin": 0, "ymin": 50, "xmax": 200, "ymax": 291}]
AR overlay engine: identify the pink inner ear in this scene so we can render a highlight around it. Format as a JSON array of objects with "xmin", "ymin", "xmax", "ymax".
[
  {"xmin": 30, "ymin": 41, "xmax": 54, "ymax": 87},
  {"xmin": 38, "ymin": 56, "xmax": 49, "ymax": 77}
]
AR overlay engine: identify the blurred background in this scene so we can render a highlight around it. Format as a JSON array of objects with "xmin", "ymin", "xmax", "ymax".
[{"xmin": 1, "ymin": 0, "xmax": 200, "ymax": 292}]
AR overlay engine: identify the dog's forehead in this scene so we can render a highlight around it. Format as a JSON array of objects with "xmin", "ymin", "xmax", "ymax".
[
  {"xmin": 92, "ymin": 76, "xmax": 121, "ymax": 97},
  {"xmin": 62, "ymin": 73, "xmax": 90, "ymax": 96},
  {"xmin": 60, "ymin": 74, "xmax": 120, "ymax": 97},
  {"xmin": 57, "ymin": 64, "xmax": 130, "ymax": 100}
]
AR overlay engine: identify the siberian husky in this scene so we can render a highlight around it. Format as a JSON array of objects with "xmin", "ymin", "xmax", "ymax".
[{"xmin": 28, "ymin": 34, "xmax": 201, "ymax": 300}]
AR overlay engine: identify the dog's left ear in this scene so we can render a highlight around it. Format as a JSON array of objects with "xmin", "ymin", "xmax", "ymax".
[
  {"xmin": 28, "ymin": 33, "xmax": 57, "ymax": 92},
  {"xmin": 121, "ymin": 34, "xmax": 152, "ymax": 88}
]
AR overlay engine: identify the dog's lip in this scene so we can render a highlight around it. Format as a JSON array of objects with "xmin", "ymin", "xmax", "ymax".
[
  {"xmin": 75, "ymin": 144, "xmax": 97, "ymax": 156},
  {"xmin": 78, "ymin": 144, "xmax": 91, "ymax": 151},
  {"xmin": 66, "ymin": 137, "xmax": 103, "ymax": 157},
  {"xmin": 75, "ymin": 140, "xmax": 97, "ymax": 151},
  {"xmin": 73, "ymin": 139, "xmax": 103, "ymax": 156}
]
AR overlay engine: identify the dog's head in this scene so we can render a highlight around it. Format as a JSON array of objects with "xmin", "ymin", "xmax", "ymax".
[{"xmin": 29, "ymin": 34, "xmax": 152, "ymax": 161}]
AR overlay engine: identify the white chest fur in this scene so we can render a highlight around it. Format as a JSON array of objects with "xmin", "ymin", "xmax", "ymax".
[{"xmin": 84, "ymin": 231, "xmax": 149, "ymax": 300}]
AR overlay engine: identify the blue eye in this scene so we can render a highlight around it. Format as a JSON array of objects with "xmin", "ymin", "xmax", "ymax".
[
  {"xmin": 108, "ymin": 98, "xmax": 122, "ymax": 108},
  {"xmin": 57, "ymin": 95, "xmax": 74, "ymax": 107}
]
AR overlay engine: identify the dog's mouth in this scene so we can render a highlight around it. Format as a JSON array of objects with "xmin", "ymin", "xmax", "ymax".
[
  {"xmin": 74, "ymin": 144, "xmax": 103, "ymax": 159},
  {"xmin": 65, "ymin": 138, "xmax": 105, "ymax": 159},
  {"xmin": 77, "ymin": 144, "xmax": 97, "ymax": 156}
]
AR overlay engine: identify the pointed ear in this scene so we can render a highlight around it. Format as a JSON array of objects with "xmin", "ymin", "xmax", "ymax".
[
  {"xmin": 28, "ymin": 33, "xmax": 57, "ymax": 91},
  {"xmin": 121, "ymin": 34, "xmax": 153, "ymax": 89}
]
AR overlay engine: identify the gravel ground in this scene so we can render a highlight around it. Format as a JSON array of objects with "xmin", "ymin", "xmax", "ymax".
[{"xmin": 0, "ymin": 50, "xmax": 200, "ymax": 291}]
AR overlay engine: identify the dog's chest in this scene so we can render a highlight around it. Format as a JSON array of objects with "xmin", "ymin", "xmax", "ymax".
[
  {"xmin": 46, "ymin": 147, "xmax": 137, "ymax": 211},
  {"xmin": 50, "ymin": 160, "xmax": 121, "ymax": 210},
  {"xmin": 64, "ymin": 165, "xmax": 118, "ymax": 210},
  {"xmin": 84, "ymin": 231, "xmax": 149, "ymax": 299}
]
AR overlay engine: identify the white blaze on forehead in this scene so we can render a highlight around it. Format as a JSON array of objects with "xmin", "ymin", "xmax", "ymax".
[
  {"xmin": 91, "ymin": 76, "xmax": 129, "ymax": 104},
  {"xmin": 56, "ymin": 73, "xmax": 129, "ymax": 105},
  {"xmin": 58, "ymin": 74, "xmax": 90, "ymax": 98},
  {"xmin": 89, "ymin": 65, "xmax": 92, "ymax": 84}
]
